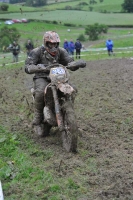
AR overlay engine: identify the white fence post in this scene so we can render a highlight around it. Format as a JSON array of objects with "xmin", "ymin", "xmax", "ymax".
[{"xmin": 0, "ymin": 181, "xmax": 4, "ymax": 200}]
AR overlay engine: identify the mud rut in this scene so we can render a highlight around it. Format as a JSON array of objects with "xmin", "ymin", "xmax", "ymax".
[{"xmin": 1, "ymin": 58, "xmax": 133, "ymax": 199}]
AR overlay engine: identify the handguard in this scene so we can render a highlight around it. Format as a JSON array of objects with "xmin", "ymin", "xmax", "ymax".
[
  {"xmin": 26, "ymin": 64, "xmax": 50, "ymax": 74},
  {"xmin": 67, "ymin": 60, "xmax": 86, "ymax": 71}
]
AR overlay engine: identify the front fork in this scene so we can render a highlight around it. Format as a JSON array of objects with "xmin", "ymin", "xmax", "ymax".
[{"xmin": 51, "ymin": 85, "xmax": 64, "ymax": 131}]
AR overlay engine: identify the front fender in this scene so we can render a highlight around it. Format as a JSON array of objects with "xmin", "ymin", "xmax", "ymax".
[{"xmin": 57, "ymin": 83, "xmax": 74, "ymax": 94}]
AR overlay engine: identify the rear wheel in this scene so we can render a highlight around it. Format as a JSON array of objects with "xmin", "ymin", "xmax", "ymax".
[{"xmin": 61, "ymin": 101, "xmax": 78, "ymax": 152}]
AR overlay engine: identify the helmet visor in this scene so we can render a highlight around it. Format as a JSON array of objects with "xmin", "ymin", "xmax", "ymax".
[{"xmin": 47, "ymin": 42, "xmax": 58, "ymax": 49}]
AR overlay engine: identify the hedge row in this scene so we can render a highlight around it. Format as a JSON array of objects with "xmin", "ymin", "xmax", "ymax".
[{"xmin": 1, "ymin": 18, "xmax": 133, "ymax": 28}]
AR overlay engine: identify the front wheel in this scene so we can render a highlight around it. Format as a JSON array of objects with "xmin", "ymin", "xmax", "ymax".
[{"xmin": 61, "ymin": 101, "xmax": 78, "ymax": 152}]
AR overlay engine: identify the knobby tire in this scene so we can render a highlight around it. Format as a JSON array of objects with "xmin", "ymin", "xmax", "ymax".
[{"xmin": 62, "ymin": 101, "xmax": 78, "ymax": 152}]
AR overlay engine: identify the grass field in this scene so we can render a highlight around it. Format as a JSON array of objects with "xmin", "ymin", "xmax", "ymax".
[
  {"xmin": 0, "ymin": 21, "xmax": 85, "ymax": 48},
  {"xmin": 0, "ymin": 0, "xmax": 130, "ymax": 27},
  {"xmin": 0, "ymin": 0, "xmax": 124, "ymax": 12},
  {"xmin": 0, "ymin": 21, "xmax": 133, "ymax": 66},
  {"xmin": 0, "ymin": 10, "xmax": 133, "ymax": 26},
  {"xmin": 1, "ymin": 21, "xmax": 133, "ymax": 49},
  {"xmin": 43, "ymin": 0, "xmax": 124, "ymax": 12},
  {"xmin": 0, "ymin": 47, "xmax": 133, "ymax": 69}
]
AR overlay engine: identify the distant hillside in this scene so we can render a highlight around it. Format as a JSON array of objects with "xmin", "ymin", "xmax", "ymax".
[
  {"xmin": 47, "ymin": 0, "xmax": 72, "ymax": 4},
  {"xmin": 0, "ymin": 10, "xmax": 132, "ymax": 26},
  {"xmin": 0, "ymin": 0, "xmax": 124, "ymax": 13},
  {"xmin": 44, "ymin": 0, "xmax": 124, "ymax": 13}
]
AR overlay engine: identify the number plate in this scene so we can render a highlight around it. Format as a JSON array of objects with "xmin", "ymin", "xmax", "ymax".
[{"xmin": 51, "ymin": 67, "xmax": 65, "ymax": 75}]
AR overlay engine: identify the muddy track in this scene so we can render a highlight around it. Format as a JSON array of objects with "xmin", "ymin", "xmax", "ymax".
[{"xmin": 1, "ymin": 58, "xmax": 133, "ymax": 199}]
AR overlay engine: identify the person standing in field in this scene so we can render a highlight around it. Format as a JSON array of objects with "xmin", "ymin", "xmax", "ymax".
[
  {"xmin": 75, "ymin": 39, "xmax": 82, "ymax": 59},
  {"xmin": 106, "ymin": 39, "xmax": 114, "ymax": 56},
  {"xmin": 63, "ymin": 39, "xmax": 69, "ymax": 52},
  {"xmin": 9, "ymin": 41, "xmax": 20, "ymax": 63},
  {"xmin": 2, "ymin": 46, "xmax": 6, "ymax": 53},
  {"xmin": 68, "ymin": 39, "xmax": 75, "ymax": 57},
  {"xmin": 26, "ymin": 40, "xmax": 34, "ymax": 56}
]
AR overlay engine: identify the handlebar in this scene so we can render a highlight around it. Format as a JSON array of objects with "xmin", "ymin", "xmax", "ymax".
[{"xmin": 38, "ymin": 59, "xmax": 86, "ymax": 72}]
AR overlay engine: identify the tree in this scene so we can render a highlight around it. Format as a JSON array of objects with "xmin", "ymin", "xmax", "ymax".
[
  {"xmin": 85, "ymin": 23, "xmax": 108, "ymax": 40},
  {"xmin": 89, "ymin": 0, "xmax": 97, "ymax": 4},
  {"xmin": 0, "ymin": 36, "xmax": 10, "ymax": 51},
  {"xmin": 100, "ymin": 24, "xmax": 108, "ymax": 33},
  {"xmin": 10, "ymin": 0, "xmax": 24, "ymax": 3},
  {"xmin": 122, "ymin": 0, "xmax": 133, "ymax": 13},
  {"xmin": 0, "ymin": 26, "xmax": 21, "ymax": 49},
  {"xmin": 78, "ymin": 34, "xmax": 86, "ymax": 41},
  {"xmin": 0, "ymin": 4, "xmax": 9, "ymax": 11}
]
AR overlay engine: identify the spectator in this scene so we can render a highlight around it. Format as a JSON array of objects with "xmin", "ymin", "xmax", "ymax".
[
  {"xmin": 68, "ymin": 39, "xmax": 75, "ymax": 57},
  {"xmin": 26, "ymin": 40, "xmax": 34, "ymax": 56},
  {"xmin": 2, "ymin": 46, "xmax": 6, "ymax": 53},
  {"xmin": 106, "ymin": 39, "xmax": 114, "ymax": 56},
  {"xmin": 63, "ymin": 39, "xmax": 69, "ymax": 52},
  {"xmin": 75, "ymin": 39, "xmax": 82, "ymax": 59},
  {"xmin": 9, "ymin": 41, "xmax": 20, "ymax": 63}
]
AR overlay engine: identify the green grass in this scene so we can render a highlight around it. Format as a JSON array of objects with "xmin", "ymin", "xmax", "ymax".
[
  {"xmin": 0, "ymin": 21, "xmax": 131, "ymax": 49},
  {"xmin": 0, "ymin": 21, "xmax": 133, "ymax": 48},
  {"xmin": 33, "ymin": 0, "xmax": 124, "ymax": 13},
  {"xmin": 0, "ymin": 21, "xmax": 84, "ymax": 48},
  {"xmin": 82, "ymin": 50, "xmax": 133, "ymax": 61},
  {"xmin": 93, "ymin": 0, "xmax": 124, "ymax": 12},
  {"xmin": 0, "ymin": 20, "xmax": 133, "ymax": 66},
  {"xmin": 0, "ymin": 0, "xmax": 124, "ymax": 13},
  {"xmin": 0, "ymin": 0, "xmax": 130, "ymax": 28},
  {"xmin": 1, "ymin": 10, "xmax": 133, "ymax": 26},
  {"xmin": 0, "ymin": 23, "xmax": 133, "ymax": 66},
  {"xmin": 0, "ymin": 2, "xmax": 43, "ymax": 12},
  {"xmin": 0, "ymin": 48, "xmax": 133, "ymax": 68},
  {"xmin": 0, "ymin": 125, "xmax": 95, "ymax": 199},
  {"xmin": 92, "ymin": 35, "xmax": 133, "ymax": 48}
]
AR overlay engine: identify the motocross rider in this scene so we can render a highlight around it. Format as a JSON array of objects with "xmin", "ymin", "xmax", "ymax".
[{"xmin": 25, "ymin": 31, "xmax": 86, "ymax": 136}]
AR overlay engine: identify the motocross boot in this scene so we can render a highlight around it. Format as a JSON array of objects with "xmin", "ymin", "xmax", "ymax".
[
  {"xmin": 32, "ymin": 109, "xmax": 44, "ymax": 137},
  {"xmin": 42, "ymin": 122, "xmax": 52, "ymax": 136},
  {"xmin": 34, "ymin": 123, "xmax": 52, "ymax": 137},
  {"xmin": 32, "ymin": 98, "xmax": 45, "ymax": 125},
  {"xmin": 32, "ymin": 108, "xmax": 43, "ymax": 126},
  {"xmin": 32, "ymin": 108, "xmax": 52, "ymax": 137},
  {"xmin": 34, "ymin": 124, "xmax": 44, "ymax": 137}
]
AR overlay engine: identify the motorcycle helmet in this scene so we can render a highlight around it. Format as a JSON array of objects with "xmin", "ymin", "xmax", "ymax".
[{"xmin": 43, "ymin": 31, "xmax": 60, "ymax": 56}]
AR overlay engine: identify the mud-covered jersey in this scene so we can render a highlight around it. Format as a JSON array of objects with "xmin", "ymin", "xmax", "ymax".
[{"xmin": 25, "ymin": 46, "xmax": 74, "ymax": 78}]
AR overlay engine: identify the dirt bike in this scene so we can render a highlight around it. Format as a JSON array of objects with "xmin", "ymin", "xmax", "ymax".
[
  {"xmin": 43, "ymin": 63, "xmax": 78, "ymax": 152},
  {"xmin": 30, "ymin": 61, "xmax": 86, "ymax": 152}
]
